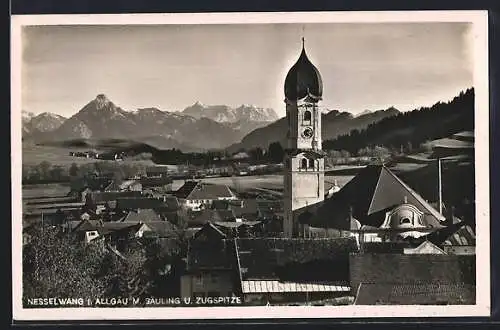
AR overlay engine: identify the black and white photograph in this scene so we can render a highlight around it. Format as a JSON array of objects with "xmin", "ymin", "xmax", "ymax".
[{"xmin": 11, "ymin": 11, "xmax": 490, "ymax": 320}]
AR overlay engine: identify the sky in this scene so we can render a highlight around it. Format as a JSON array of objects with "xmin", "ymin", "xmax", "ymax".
[{"xmin": 21, "ymin": 22, "xmax": 474, "ymax": 118}]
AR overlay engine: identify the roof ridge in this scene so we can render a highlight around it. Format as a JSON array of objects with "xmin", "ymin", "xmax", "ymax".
[
  {"xmin": 384, "ymin": 166, "xmax": 445, "ymax": 222},
  {"xmin": 367, "ymin": 165, "xmax": 384, "ymax": 215}
]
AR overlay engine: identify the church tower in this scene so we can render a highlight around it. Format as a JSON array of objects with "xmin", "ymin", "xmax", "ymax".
[{"xmin": 283, "ymin": 38, "xmax": 325, "ymax": 238}]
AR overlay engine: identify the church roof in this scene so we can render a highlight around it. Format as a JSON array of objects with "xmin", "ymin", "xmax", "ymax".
[
  {"xmin": 284, "ymin": 39, "xmax": 323, "ymax": 102},
  {"xmin": 304, "ymin": 165, "xmax": 446, "ymax": 229}
]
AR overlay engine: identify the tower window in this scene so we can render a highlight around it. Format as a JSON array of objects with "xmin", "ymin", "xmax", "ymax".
[
  {"xmin": 308, "ymin": 159, "xmax": 315, "ymax": 169},
  {"xmin": 301, "ymin": 158, "xmax": 307, "ymax": 169},
  {"xmin": 303, "ymin": 110, "xmax": 312, "ymax": 124}
]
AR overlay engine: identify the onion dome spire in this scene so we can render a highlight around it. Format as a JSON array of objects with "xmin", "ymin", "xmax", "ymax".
[{"xmin": 284, "ymin": 38, "xmax": 323, "ymax": 102}]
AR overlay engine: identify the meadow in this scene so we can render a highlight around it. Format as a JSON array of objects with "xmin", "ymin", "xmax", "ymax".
[
  {"xmin": 22, "ymin": 183, "xmax": 71, "ymax": 199},
  {"xmin": 194, "ymin": 174, "xmax": 354, "ymax": 193},
  {"xmin": 22, "ymin": 144, "xmax": 156, "ymax": 167}
]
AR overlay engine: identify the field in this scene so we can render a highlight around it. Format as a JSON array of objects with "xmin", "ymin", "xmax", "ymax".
[
  {"xmin": 23, "ymin": 174, "xmax": 355, "ymax": 200},
  {"xmin": 22, "ymin": 183, "xmax": 71, "ymax": 199},
  {"xmin": 190, "ymin": 174, "xmax": 355, "ymax": 193},
  {"xmin": 22, "ymin": 144, "xmax": 156, "ymax": 167}
]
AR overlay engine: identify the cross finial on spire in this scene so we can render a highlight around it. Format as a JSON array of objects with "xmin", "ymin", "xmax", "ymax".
[{"xmin": 301, "ymin": 25, "xmax": 305, "ymax": 49}]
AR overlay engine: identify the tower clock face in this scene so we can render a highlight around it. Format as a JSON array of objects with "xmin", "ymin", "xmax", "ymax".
[{"xmin": 302, "ymin": 127, "xmax": 314, "ymax": 138}]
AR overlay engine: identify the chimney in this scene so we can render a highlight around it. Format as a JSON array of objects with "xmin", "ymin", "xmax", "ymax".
[{"xmin": 447, "ymin": 206, "xmax": 455, "ymax": 226}]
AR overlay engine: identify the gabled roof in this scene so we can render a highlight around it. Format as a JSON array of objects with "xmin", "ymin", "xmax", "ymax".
[
  {"xmin": 90, "ymin": 191, "xmax": 142, "ymax": 203},
  {"xmin": 444, "ymin": 224, "xmax": 476, "ymax": 246},
  {"xmin": 173, "ymin": 181, "xmax": 199, "ymax": 199},
  {"xmin": 426, "ymin": 221, "xmax": 468, "ymax": 246},
  {"xmin": 174, "ymin": 181, "xmax": 235, "ymax": 200},
  {"xmin": 194, "ymin": 222, "xmax": 228, "ymax": 240},
  {"xmin": 187, "ymin": 238, "xmax": 235, "ymax": 270},
  {"xmin": 235, "ymin": 238, "xmax": 358, "ymax": 280},
  {"xmin": 119, "ymin": 180, "xmax": 141, "ymax": 190},
  {"xmin": 140, "ymin": 221, "xmax": 178, "ymax": 237},
  {"xmin": 62, "ymin": 220, "xmax": 83, "ymax": 232},
  {"xmin": 403, "ymin": 240, "xmax": 447, "ymax": 255},
  {"xmin": 308, "ymin": 165, "xmax": 445, "ymax": 230},
  {"xmin": 116, "ymin": 197, "xmax": 167, "ymax": 210},
  {"xmin": 123, "ymin": 209, "xmax": 162, "ymax": 223},
  {"xmin": 453, "ymin": 130, "xmax": 474, "ymax": 139},
  {"xmin": 73, "ymin": 220, "xmax": 101, "ymax": 232},
  {"xmin": 140, "ymin": 176, "xmax": 173, "ymax": 188},
  {"xmin": 72, "ymin": 219, "xmax": 147, "ymax": 234}
]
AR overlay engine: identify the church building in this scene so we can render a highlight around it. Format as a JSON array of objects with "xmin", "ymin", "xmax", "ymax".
[
  {"xmin": 281, "ymin": 39, "xmax": 448, "ymax": 241},
  {"xmin": 283, "ymin": 38, "xmax": 325, "ymax": 238}
]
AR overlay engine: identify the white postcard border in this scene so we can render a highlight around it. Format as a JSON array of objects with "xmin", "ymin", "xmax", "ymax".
[{"xmin": 11, "ymin": 10, "xmax": 490, "ymax": 321}]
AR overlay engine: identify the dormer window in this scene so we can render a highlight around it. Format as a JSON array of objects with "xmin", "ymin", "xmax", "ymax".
[{"xmin": 400, "ymin": 217, "xmax": 412, "ymax": 225}]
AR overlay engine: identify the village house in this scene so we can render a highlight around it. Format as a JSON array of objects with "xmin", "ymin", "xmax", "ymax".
[
  {"xmin": 426, "ymin": 221, "xmax": 476, "ymax": 255},
  {"xmin": 139, "ymin": 176, "xmax": 173, "ymax": 192},
  {"xmin": 121, "ymin": 208, "xmax": 163, "ymax": 223},
  {"xmin": 118, "ymin": 179, "xmax": 143, "ymax": 192},
  {"xmin": 70, "ymin": 219, "xmax": 153, "ymax": 250},
  {"xmin": 174, "ymin": 181, "xmax": 238, "ymax": 211},
  {"xmin": 146, "ymin": 166, "xmax": 172, "ymax": 178},
  {"xmin": 351, "ymin": 252, "xmax": 476, "ymax": 305},
  {"xmin": 181, "ymin": 233, "xmax": 358, "ymax": 305},
  {"xmin": 192, "ymin": 221, "xmax": 264, "ymax": 240}
]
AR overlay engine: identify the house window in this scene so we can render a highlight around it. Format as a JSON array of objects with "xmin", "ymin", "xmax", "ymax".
[
  {"xmin": 194, "ymin": 274, "xmax": 204, "ymax": 286},
  {"xmin": 301, "ymin": 158, "xmax": 308, "ymax": 169},
  {"xmin": 303, "ymin": 110, "xmax": 312, "ymax": 124}
]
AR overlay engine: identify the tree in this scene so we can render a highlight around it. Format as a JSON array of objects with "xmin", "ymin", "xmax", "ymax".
[
  {"xmin": 23, "ymin": 225, "xmax": 106, "ymax": 301},
  {"xmin": 69, "ymin": 163, "xmax": 79, "ymax": 177},
  {"xmin": 38, "ymin": 161, "xmax": 52, "ymax": 180},
  {"xmin": 373, "ymin": 146, "xmax": 390, "ymax": 159},
  {"xmin": 340, "ymin": 150, "xmax": 351, "ymax": 158},
  {"xmin": 49, "ymin": 166, "xmax": 65, "ymax": 181},
  {"xmin": 267, "ymin": 142, "xmax": 285, "ymax": 163},
  {"xmin": 249, "ymin": 147, "xmax": 264, "ymax": 162},
  {"xmin": 98, "ymin": 247, "xmax": 149, "ymax": 298}
]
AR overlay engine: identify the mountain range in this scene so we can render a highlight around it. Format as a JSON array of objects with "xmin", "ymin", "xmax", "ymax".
[
  {"xmin": 182, "ymin": 101, "xmax": 279, "ymax": 123},
  {"xmin": 23, "ymin": 94, "xmax": 279, "ymax": 151},
  {"xmin": 23, "ymin": 94, "xmax": 403, "ymax": 152},
  {"xmin": 22, "ymin": 111, "xmax": 67, "ymax": 138}
]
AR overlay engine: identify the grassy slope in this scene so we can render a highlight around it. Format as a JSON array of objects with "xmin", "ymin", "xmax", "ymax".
[{"xmin": 22, "ymin": 143, "xmax": 157, "ymax": 167}]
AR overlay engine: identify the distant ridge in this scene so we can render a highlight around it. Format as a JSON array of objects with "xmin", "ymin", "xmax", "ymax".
[
  {"xmin": 32, "ymin": 94, "xmax": 279, "ymax": 151},
  {"xmin": 323, "ymin": 88, "xmax": 474, "ymax": 153},
  {"xmin": 226, "ymin": 107, "xmax": 400, "ymax": 153}
]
